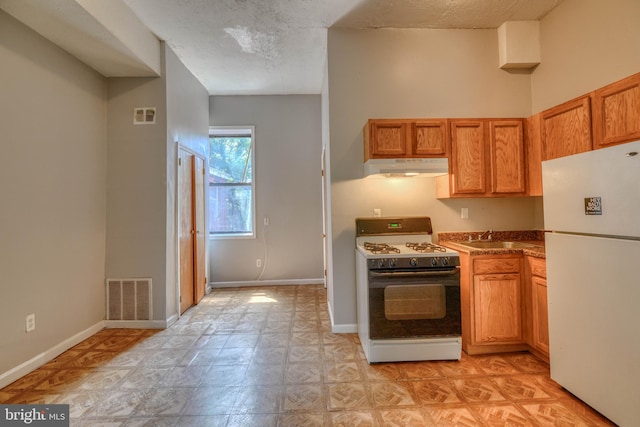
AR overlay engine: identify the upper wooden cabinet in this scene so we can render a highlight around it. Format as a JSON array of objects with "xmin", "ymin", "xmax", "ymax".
[
  {"xmin": 525, "ymin": 114, "xmax": 543, "ymax": 196},
  {"xmin": 489, "ymin": 120, "xmax": 526, "ymax": 194},
  {"xmin": 438, "ymin": 118, "xmax": 526, "ymax": 198},
  {"xmin": 450, "ymin": 120, "xmax": 486, "ymax": 195},
  {"xmin": 592, "ymin": 72, "xmax": 640, "ymax": 149},
  {"xmin": 363, "ymin": 119, "xmax": 448, "ymax": 160},
  {"xmin": 541, "ymin": 95, "xmax": 592, "ymax": 160}
]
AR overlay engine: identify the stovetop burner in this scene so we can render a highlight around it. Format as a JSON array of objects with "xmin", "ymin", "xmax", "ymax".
[
  {"xmin": 405, "ymin": 242, "xmax": 448, "ymax": 253},
  {"xmin": 363, "ymin": 242, "xmax": 401, "ymax": 254}
]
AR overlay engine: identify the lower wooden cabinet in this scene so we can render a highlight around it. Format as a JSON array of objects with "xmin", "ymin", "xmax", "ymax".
[
  {"xmin": 526, "ymin": 256, "xmax": 549, "ymax": 361},
  {"xmin": 473, "ymin": 273, "xmax": 523, "ymax": 343},
  {"xmin": 460, "ymin": 253, "xmax": 528, "ymax": 355},
  {"xmin": 459, "ymin": 252, "xmax": 550, "ymax": 358}
]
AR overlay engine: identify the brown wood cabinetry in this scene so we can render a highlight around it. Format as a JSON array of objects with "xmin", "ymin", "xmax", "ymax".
[
  {"xmin": 592, "ymin": 72, "xmax": 640, "ymax": 149},
  {"xmin": 437, "ymin": 119, "xmax": 526, "ymax": 198},
  {"xmin": 525, "ymin": 114, "xmax": 543, "ymax": 196},
  {"xmin": 459, "ymin": 253, "xmax": 527, "ymax": 355},
  {"xmin": 525, "ymin": 256, "xmax": 549, "ymax": 361},
  {"xmin": 363, "ymin": 119, "xmax": 448, "ymax": 160},
  {"xmin": 450, "ymin": 120, "xmax": 486, "ymax": 195},
  {"xmin": 541, "ymin": 95, "xmax": 592, "ymax": 160},
  {"xmin": 489, "ymin": 120, "xmax": 526, "ymax": 194}
]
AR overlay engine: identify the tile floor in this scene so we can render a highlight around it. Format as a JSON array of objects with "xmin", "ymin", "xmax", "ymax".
[{"xmin": 0, "ymin": 285, "xmax": 616, "ymax": 426}]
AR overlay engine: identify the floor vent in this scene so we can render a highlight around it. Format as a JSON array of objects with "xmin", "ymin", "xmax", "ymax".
[{"xmin": 106, "ymin": 278, "xmax": 152, "ymax": 320}]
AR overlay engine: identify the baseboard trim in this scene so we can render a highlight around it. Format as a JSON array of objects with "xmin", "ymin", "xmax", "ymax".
[
  {"xmin": 327, "ymin": 302, "xmax": 357, "ymax": 334},
  {"xmin": 211, "ymin": 278, "xmax": 325, "ymax": 288},
  {"xmin": 0, "ymin": 321, "xmax": 105, "ymax": 389}
]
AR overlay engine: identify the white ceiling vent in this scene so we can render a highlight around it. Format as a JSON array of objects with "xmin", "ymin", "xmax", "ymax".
[{"xmin": 133, "ymin": 107, "xmax": 156, "ymax": 125}]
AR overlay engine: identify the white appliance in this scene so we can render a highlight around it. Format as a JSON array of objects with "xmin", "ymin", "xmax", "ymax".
[
  {"xmin": 542, "ymin": 140, "xmax": 640, "ymax": 426},
  {"xmin": 363, "ymin": 157, "xmax": 448, "ymax": 177},
  {"xmin": 355, "ymin": 217, "xmax": 461, "ymax": 363}
]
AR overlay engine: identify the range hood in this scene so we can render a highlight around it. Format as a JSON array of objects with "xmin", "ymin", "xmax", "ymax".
[{"xmin": 363, "ymin": 158, "xmax": 449, "ymax": 178}]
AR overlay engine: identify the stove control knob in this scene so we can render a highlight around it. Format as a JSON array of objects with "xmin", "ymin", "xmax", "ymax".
[
  {"xmin": 389, "ymin": 259, "xmax": 396, "ymax": 268},
  {"xmin": 431, "ymin": 258, "xmax": 439, "ymax": 266},
  {"xmin": 442, "ymin": 257, "xmax": 449, "ymax": 266},
  {"xmin": 378, "ymin": 259, "xmax": 386, "ymax": 268},
  {"xmin": 410, "ymin": 258, "xmax": 418, "ymax": 267}
]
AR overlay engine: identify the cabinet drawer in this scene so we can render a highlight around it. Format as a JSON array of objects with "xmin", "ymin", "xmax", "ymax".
[
  {"xmin": 473, "ymin": 257, "xmax": 520, "ymax": 274},
  {"xmin": 528, "ymin": 257, "xmax": 547, "ymax": 278}
]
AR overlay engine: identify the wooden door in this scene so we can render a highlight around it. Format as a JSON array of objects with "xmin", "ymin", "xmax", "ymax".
[
  {"xmin": 531, "ymin": 275, "xmax": 549, "ymax": 355},
  {"xmin": 541, "ymin": 95, "xmax": 592, "ymax": 160},
  {"xmin": 450, "ymin": 120, "xmax": 486, "ymax": 195},
  {"xmin": 411, "ymin": 120, "xmax": 449, "ymax": 157},
  {"xmin": 194, "ymin": 155, "xmax": 206, "ymax": 303},
  {"xmin": 365, "ymin": 119, "xmax": 410, "ymax": 159},
  {"xmin": 488, "ymin": 119, "xmax": 526, "ymax": 194},
  {"xmin": 179, "ymin": 149, "xmax": 195, "ymax": 314},
  {"xmin": 473, "ymin": 273, "xmax": 523, "ymax": 344},
  {"xmin": 592, "ymin": 72, "xmax": 640, "ymax": 149}
]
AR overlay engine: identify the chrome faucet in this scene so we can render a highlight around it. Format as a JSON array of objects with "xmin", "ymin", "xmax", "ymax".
[{"xmin": 477, "ymin": 229, "xmax": 493, "ymax": 241}]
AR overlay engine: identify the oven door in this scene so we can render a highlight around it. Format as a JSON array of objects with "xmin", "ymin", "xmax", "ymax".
[{"xmin": 368, "ymin": 267, "xmax": 461, "ymax": 340}]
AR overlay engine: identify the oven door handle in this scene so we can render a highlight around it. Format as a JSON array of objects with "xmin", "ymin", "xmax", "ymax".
[{"xmin": 370, "ymin": 269, "xmax": 458, "ymax": 278}]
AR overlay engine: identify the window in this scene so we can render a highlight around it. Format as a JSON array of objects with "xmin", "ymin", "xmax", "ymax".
[{"xmin": 208, "ymin": 127, "xmax": 255, "ymax": 237}]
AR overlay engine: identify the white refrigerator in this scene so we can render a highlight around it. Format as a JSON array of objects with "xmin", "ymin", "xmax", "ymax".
[{"xmin": 542, "ymin": 140, "xmax": 640, "ymax": 426}]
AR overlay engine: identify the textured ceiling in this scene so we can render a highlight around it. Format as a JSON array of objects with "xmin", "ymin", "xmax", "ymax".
[{"xmin": 4, "ymin": 0, "xmax": 565, "ymax": 95}]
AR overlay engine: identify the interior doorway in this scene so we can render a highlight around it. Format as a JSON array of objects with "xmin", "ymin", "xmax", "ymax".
[{"xmin": 178, "ymin": 147, "xmax": 207, "ymax": 314}]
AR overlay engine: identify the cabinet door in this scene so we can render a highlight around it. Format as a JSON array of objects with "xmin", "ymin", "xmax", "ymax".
[
  {"xmin": 531, "ymin": 275, "xmax": 549, "ymax": 355},
  {"xmin": 488, "ymin": 120, "xmax": 526, "ymax": 194},
  {"xmin": 525, "ymin": 114, "xmax": 543, "ymax": 196},
  {"xmin": 412, "ymin": 120, "xmax": 449, "ymax": 157},
  {"xmin": 473, "ymin": 273, "xmax": 523, "ymax": 344},
  {"xmin": 541, "ymin": 95, "xmax": 592, "ymax": 160},
  {"xmin": 366, "ymin": 120, "xmax": 409, "ymax": 158},
  {"xmin": 592, "ymin": 73, "xmax": 640, "ymax": 149},
  {"xmin": 450, "ymin": 120, "xmax": 486, "ymax": 195}
]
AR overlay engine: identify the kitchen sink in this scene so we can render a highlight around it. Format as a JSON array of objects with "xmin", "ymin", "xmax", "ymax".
[{"xmin": 461, "ymin": 241, "xmax": 541, "ymax": 249}]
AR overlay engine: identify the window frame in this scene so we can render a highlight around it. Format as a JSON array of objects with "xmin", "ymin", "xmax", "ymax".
[{"xmin": 208, "ymin": 126, "xmax": 256, "ymax": 239}]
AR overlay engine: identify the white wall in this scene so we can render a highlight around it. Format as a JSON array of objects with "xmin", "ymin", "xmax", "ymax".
[
  {"xmin": 164, "ymin": 45, "xmax": 210, "ymax": 318},
  {"xmin": 106, "ymin": 71, "xmax": 168, "ymax": 322},
  {"xmin": 532, "ymin": 0, "xmax": 640, "ymax": 113},
  {"xmin": 0, "ymin": 10, "xmax": 107, "ymax": 374},
  {"xmin": 326, "ymin": 28, "xmax": 539, "ymax": 329},
  {"xmin": 209, "ymin": 95, "xmax": 324, "ymax": 285}
]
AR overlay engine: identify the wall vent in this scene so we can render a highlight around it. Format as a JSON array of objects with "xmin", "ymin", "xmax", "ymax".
[{"xmin": 106, "ymin": 278, "xmax": 152, "ymax": 320}]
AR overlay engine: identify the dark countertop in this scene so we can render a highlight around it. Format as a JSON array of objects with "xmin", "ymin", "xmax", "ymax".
[{"xmin": 441, "ymin": 240, "xmax": 546, "ymax": 259}]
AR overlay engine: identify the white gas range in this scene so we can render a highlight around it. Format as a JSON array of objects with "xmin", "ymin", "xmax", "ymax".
[{"xmin": 355, "ymin": 216, "xmax": 461, "ymax": 363}]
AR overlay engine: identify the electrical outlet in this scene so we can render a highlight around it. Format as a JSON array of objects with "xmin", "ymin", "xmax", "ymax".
[
  {"xmin": 263, "ymin": 217, "xmax": 269, "ymax": 226},
  {"xmin": 25, "ymin": 313, "xmax": 35, "ymax": 333},
  {"xmin": 461, "ymin": 208, "xmax": 469, "ymax": 219},
  {"xmin": 256, "ymin": 258, "xmax": 262, "ymax": 268},
  {"xmin": 373, "ymin": 208, "xmax": 381, "ymax": 217}
]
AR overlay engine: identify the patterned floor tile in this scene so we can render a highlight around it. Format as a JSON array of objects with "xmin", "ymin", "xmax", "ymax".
[
  {"xmin": 285, "ymin": 363, "xmax": 323, "ymax": 384},
  {"xmin": 329, "ymin": 410, "xmax": 376, "ymax": 427},
  {"xmin": 369, "ymin": 381, "xmax": 417, "ymax": 407},
  {"xmin": 411, "ymin": 379, "xmax": 463, "ymax": 405},
  {"xmin": 520, "ymin": 402, "xmax": 590, "ymax": 426},
  {"xmin": 451, "ymin": 378, "xmax": 507, "ymax": 403},
  {"xmin": 324, "ymin": 361, "xmax": 363, "ymax": 383},
  {"xmin": 378, "ymin": 409, "xmax": 431, "ymax": 427},
  {"xmin": 472, "ymin": 403, "xmax": 533, "ymax": 426},
  {"xmin": 282, "ymin": 384, "xmax": 325, "ymax": 412},
  {"xmin": 0, "ymin": 285, "xmax": 616, "ymax": 426},
  {"xmin": 426, "ymin": 405, "xmax": 481, "ymax": 426},
  {"xmin": 327, "ymin": 383, "xmax": 370, "ymax": 411},
  {"xmin": 492, "ymin": 374, "xmax": 552, "ymax": 400}
]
